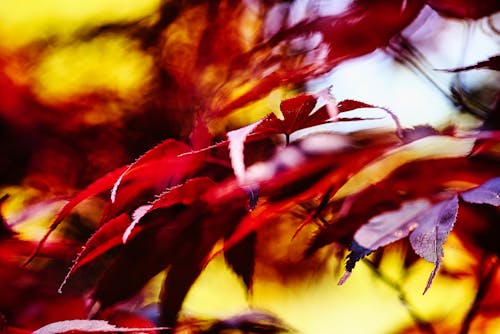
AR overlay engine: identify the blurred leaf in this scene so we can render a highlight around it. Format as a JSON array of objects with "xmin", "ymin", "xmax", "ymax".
[
  {"xmin": 461, "ymin": 177, "xmax": 500, "ymax": 206},
  {"xmin": 32, "ymin": 319, "xmax": 169, "ymax": 334},
  {"xmin": 438, "ymin": 55, "xmax": 500, "ymax": 72}
]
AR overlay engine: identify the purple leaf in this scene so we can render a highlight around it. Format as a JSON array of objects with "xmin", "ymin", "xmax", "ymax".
[
  {"xmin": 461, "ymin": 177, "xmax": 500, "ymax": 206},
  {"xmin": 339, "ymin": 200, "xmax": 430, "ymax": 284},
  {"xmin": 355, "ymin": 199, "xmax": 431, "ymax": 251},
  {"xmin": 409, "ymin": 196, "xmax": 459, "ymax": 294}
]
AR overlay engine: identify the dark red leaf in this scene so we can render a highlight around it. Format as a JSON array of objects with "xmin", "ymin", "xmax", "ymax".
[
  {"xmin": 25, "ymin": 165, "xmax": 128, "ymax": 265},
  {"xmin": 222, "ymin": 141, "xmax": 390, "ymax": 255},
  {"xmin": 213, "ymin": 0, "xmax": 425, "ymax": 118},
  {"xmin": 401, "ymin": 125, "xmax": 440, "ymax": 143},
  {"xmin": 427, "ymin": 0, "xmax": 500, "ymax": 19},
  {"xmin": 91, "ymin": 224, "xmax": 181, "ymax": 311},
  {"xmin": 337, "ymin": 99, "xmax": 376, "ymax": 112},
  {"xmin": 307, "ymin": 156, "xmax": 500, "ymax": 256},
  {"xmin": 59, "ymin": 213, "xmax": 131, "ymax": 292},
  {"xmin": 255, "ymin": 94, "xmax": 329, "ymax": 136},
  {"xmin": 160, "ymin": 203, "xmax": 248, "ymax": 327},
  {"xmin": 105, "ymin": 139, "xmax": 205, "ymax": 220},
  {"xmin": 91, "ymin": 179, "xmax": 217, "ymax": 310},
  {"xmin": 0, "ymin": 194, "xmax": 15, "ymax": 239},
  {"xmin": 189, "ymin": 114, "xmax": 212, "ymax": 150},
  {"xmin": 226, "ymin": 92, "xmax": 333, "ymax": 182},
  {"xmin": 456, "ymin": 202, "xmax": 500, "ymax": 257},
  {"xmin": 224, "ymin": 232, "xmax": 256, "ymax": 290},
  {"xmin": 122, "ymin": 177, "xmax": 215, "ymax": 243}
]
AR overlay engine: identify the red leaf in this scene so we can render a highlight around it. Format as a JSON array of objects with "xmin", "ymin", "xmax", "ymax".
[
  {"xmin": 409, "ymin": 196, "xmax": 459, "ymax": 294},
  {"xmin": 337, "ymin": 99, "xmax": 404, "ymax": 138},
  {"xmin": 222, "ymin": 141, "xmax": 388, "ymax": 255},
  {"xmin": 106, "ymin": 139, "xmax": 205, "ymax": 220},
  {"xmin": 159, "ymin": 202, "xmax": 248, "ymax": 327},
  {"xmin": 25, "ymin": 166, "xmax": 128, "ymax": 265},
  {"xmin": 59, "ymin": 213, "xmax": 131, "ymax": 292},
  {"xmin": 224, "ymin": 232, "xmax": 256, "ymax": 289},
  {"xmin": 337, "ymin": 99, "xmax": 376, "ymax": 112},
  {"xmin": 307, "ymin": 156, "xmax": 500, "ymax": 256},
  {"xmin": 122, "ymin": 177, "xmax": 215, "ymax": 243},
  {"xmin": 213, "ymin": 0, "xmax": 425, "ymax": 118},
  {"xmin": 189, "ymin": 114, "xmax": 212, "ymax": 150},
  {"xmin": 427, "ymin": 0, "xmax": 500, "ymax": 19},
  {"xmin": 257, "ymin": 93, "xmax": 329, "ymax": 136},
  {"xmin": 226, "ymin": 92, "xmax": 332, "ymax": 182}
]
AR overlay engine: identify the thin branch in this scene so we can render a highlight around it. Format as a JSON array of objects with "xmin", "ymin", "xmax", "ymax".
[
  {"xmin": 387, "ymin": 35, "xmax": 491, "ymax": 118},
  {"xmin": 363, "ymin": 259, "xmax": 436, "ymax": 334},
  {"xmin": 459, "ymin": 254, "xmax": 500, "ymax": 334}
]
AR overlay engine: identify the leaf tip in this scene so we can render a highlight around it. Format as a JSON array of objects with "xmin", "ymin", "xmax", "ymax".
[{"xmin": 338, "ymin": 271, "xmax": 352, "ymax": 285}]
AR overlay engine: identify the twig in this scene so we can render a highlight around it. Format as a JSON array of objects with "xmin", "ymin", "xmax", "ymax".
[
  {"xmin": 459, "ymin": 254, "xmax": 499, "ymax": 334},
  {"xmin": 362, "ymin": 259, "xmax": 436, "ymax": 334}
]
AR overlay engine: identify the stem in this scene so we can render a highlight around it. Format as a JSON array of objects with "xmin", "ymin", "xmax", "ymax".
[
  {"xmin": 459, "ymin": 254, "xmax": 499, "ymax": 334},
  {"xmin": 451, "ymin": 21, "xmax": 490, "ymax": 119},
  {"xmin": 363, "ymin": 259, "xmax": 436, "ymax": 334},
  {"xmin": 285, "ymin": 133, "xmax": 290, "ymax": 146}
]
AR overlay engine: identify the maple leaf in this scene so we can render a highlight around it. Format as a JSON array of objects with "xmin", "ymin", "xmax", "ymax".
[
  {"xmin": 106, "ymin": 138, "xmax": 204, "ymax": 220},
  {"xmin": 409, "ymin": 196, "xmax": 459, "ymax": 293},
  {"xmin": 76, "ymin": 179, "xmax": 212, "ymax": 305},
  {"xmin": 427, "ymin": 0, "xmax": 500, "ymax": 19},
  {"xmin": 121, "ymin": 177, "xmax": 215, "ymax": 244},
  {"xmin": 306, "ymin": 133, "xmax": 497, "ymax": 257},
  {"xmin": 32, "ymin": 319, "xmax": 169, "ymax": 334},
  {"xmin": 226, "ymin": 92, "xmax": 394, "ymax": 183},
  {"xmin": 257, "ymin": 93, "xmax": 331, "ymax": 138},
  {"xmin": 460, "ymin": 177, "xmax": 500, "ymax": 206},
  {"xmin": 58, "ymin": 213, "xmax": 131, "ymax": 293},
  {"xmin": 223, "ymin": 231, "xmax": 256, "ymax": 289},
  {"xmin": 221, "ymin": 139, "xmax": 389, "ymax": 256},
  {"xmin": 213, "ymin": 0, "xmax": 426, "ymax": 118},
  {"xmin": 342, "ymin": 199, "xmax": 431, "ymax": 275},
  {"xmin": 226, "ymin": 91, "xmax": 332, "ymax": 183},
  {"xmin": 25, "ymin": 166, "xmax": 128, "ymax": 265},
  {"xmin": 339, "ymin": 196, "xmax": 460, "ymax": 293}
]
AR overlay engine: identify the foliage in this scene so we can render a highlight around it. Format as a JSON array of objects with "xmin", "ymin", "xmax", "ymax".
[{"xmin": 0, "ymin": 0, "xmax": 499, "ymax": 333}]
